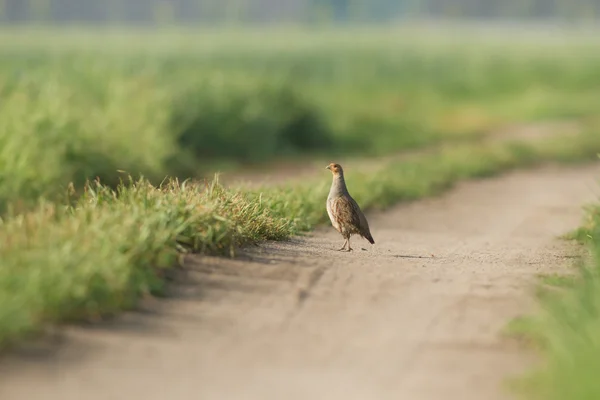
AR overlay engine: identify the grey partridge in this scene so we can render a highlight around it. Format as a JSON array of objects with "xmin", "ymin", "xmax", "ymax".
[{"xmin": 326, "ymin": 163, "xmax": 375, "ymax": 252}]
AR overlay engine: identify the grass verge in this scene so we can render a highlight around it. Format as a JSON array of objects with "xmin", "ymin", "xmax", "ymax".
[
  {"xmin": 1, "ymin": 129, "xmax": 600, "ymax": 350},
  {"xmin": 507, "ymin": 171, "xmax": 600, "ymax": 400}
]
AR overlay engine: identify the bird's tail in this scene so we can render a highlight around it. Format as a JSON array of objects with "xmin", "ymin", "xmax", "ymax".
[{"xmin": 365, "ymin": 232, "xmax": 375, "ymax": 244}]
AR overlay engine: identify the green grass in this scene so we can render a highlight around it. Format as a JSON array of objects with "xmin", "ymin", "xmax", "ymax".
[
  {"xmin": 2, "ymin": 26, "xmax": 600, "ymax": 349},
  {"xmin": 2, "ymin": 27, "xmax": 600, "ymax": 210},
  {"xmin": 509, "ymin": 189, "xmax": 600, "ymax": 400}
]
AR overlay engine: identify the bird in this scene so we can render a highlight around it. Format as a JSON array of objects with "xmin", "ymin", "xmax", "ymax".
[{"xmin": 325, "ymin": 163, "xmax": 374, "ymax": 252}]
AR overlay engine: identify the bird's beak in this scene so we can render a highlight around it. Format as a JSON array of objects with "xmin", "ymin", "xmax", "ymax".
[{"xmin": 326, "ymin": 165, "xmax": 331, "ymax": 170}]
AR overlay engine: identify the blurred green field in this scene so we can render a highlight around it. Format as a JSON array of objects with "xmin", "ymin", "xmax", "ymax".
[
  {"xmin": 2, "ymin": 27, "xmax": 600, "ymax": 210},
  {"xmin": 2, "ymin": 27, "xmax": 600, "ymax": 351}
]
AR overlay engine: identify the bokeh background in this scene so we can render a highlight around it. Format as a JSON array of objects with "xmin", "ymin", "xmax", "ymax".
[
  {"xmin": 1, "ymin": 0, "xmax": 599, "ymax": 210},
  {"xmin": 3, "ymin": 0, "xmax": 600, "ymax": 24}
]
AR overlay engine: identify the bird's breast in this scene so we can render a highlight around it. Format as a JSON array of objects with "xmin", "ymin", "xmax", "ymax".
[{"xmin": 326, "ymin": 198, "xmax": 339, "ymax": 230}]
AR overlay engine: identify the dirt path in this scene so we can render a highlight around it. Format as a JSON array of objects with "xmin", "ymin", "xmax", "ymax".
[{"xmin": 1, "ymin": 163, "xmax": 599, "ymax": 400}]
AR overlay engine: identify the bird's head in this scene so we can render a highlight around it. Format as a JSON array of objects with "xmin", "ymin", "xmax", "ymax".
[{"xmin": 326, "ymin": 163, "xmax": 343, "ymax": 176}]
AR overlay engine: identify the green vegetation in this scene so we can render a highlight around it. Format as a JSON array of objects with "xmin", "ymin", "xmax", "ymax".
[
  {"xmin": 3, "ymin": 28, "xmax": 600, "ymax": 210},
  {"xmin": 1, "ymin": 27, "xmax": 600, "ymax": 348},
  {"xmin": 509, "ymin": 187, "xmax": 600, "ymax": 400}
]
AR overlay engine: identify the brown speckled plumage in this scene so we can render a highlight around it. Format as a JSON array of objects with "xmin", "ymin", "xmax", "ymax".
[{"xmin": 326, "ymin": 163, "xmax": 374, "ymax": 252}]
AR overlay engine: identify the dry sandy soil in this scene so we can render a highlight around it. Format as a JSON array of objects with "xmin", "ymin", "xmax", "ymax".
[{"xmin": 1, "ymin": 162, "xmax": 599, "ymax": 400}]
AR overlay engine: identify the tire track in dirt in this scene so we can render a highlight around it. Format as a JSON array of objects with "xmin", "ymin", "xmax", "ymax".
[{"xmin": 1, "ymin": 162, "xmax": 598, "ymax": 400}]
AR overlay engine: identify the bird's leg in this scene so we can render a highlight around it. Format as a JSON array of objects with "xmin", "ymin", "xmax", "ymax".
[
  {"xmin": 337, "ymin": 238, "xmax": 348, "ymax": 251},
  {"xmin": 347, "ymin": 237, "xmax": 353, "ymax": 252}
]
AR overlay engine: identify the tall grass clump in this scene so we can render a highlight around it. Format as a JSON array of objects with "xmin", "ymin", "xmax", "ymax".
[
  {"xmin": 0, "ymin": 175, "xmax": 295, "ymax": 348},
  {"xmin": 170, "ymin": 78, "xmax": 333, "ymax": 164},
  {"xmin": 0, "ymin": 55, "xmax": 336, "ymax": 209},
  {"xmin": 0, "ymin": 61, "xmax": 177, "ymax": 211}
]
